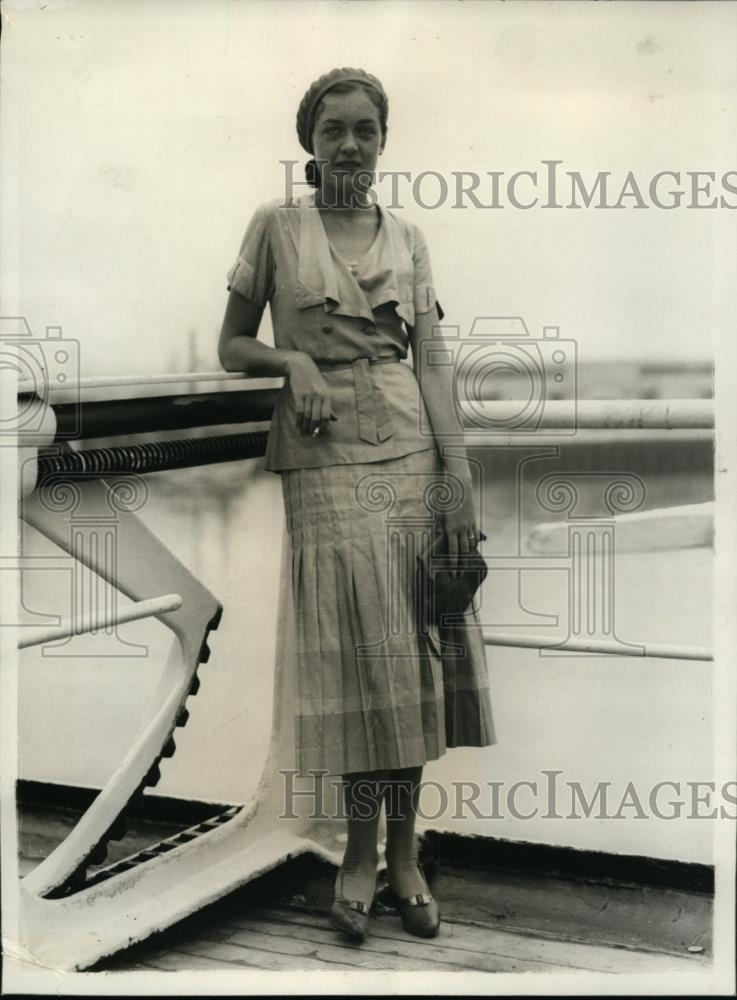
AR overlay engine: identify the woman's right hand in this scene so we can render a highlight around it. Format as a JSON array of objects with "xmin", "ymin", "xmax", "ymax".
[{"xmin": 284, "ymin": 354, "xmax": 338, "ymax": 436}]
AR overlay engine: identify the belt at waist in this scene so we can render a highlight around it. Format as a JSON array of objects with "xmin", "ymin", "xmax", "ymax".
[
  {"xmin": 313, "ymin": 355, "xmax": 402, "ymax": 372},
  {"xmin": 313, "ymin": 355, "xmax": 401, "ymax": 445}
]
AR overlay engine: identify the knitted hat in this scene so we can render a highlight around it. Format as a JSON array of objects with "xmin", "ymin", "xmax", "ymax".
[{"xmin": 296, "ymin": 67, "xmax": 388, "ymax": 154}]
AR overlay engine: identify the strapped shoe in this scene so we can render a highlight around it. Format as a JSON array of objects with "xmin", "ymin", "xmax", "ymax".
[
  {"xmin": 328, "ymin": 864, "xmax": 377, "ymax": 942},
  {"xmin": 396, "ymin": 889, "xmax": 440, "ymax": 938}
]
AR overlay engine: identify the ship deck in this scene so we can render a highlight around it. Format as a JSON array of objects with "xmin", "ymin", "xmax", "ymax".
[{"xmin": 17, "ymin": 798, "xmax": 712, "ymax": 975}]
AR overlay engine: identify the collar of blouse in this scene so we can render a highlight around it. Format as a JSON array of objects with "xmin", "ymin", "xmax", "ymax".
[{"xmin": 294, "ymin": 191, "xmax": 415, "ymax": 327}]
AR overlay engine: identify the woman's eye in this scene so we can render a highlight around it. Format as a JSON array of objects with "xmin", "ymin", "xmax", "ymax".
[{"xmin": 324, "ymin": 126, "xmax": 342, "ymax": 137}]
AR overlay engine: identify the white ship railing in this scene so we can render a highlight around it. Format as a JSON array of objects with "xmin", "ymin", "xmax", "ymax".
[{"xmin": 11, "ymin": 369, "xmax": 715, "ymax": 970}]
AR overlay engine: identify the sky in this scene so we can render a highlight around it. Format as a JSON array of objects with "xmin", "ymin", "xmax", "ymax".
[{"xmin": 2, "ymin": 0, "xmax": 736, "ymax": 379}]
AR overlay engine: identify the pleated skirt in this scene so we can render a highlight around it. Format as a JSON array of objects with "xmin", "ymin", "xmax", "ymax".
[{"xmin": 280, "ymin": 446, "xmax": 497, "ymax": 777}]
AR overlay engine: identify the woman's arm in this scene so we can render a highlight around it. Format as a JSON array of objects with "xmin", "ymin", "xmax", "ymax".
[
  {"xmin": 408, "ymin": 306, "xmax": 474, "ymax": 483},
  {"xmin": 408, "ymin": 307, "xmax": 483, "ymax": 564},
  {"xmin": 218, "ymin": 290, "xmax": 298, "ymax": 377},
  {"xmin": 218, "ymin": 291, "xmax": 337, "ymax": 435}
]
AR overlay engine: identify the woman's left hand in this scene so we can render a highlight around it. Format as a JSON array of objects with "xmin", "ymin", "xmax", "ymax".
[{"xmin": 444, "ymin": 484, "xmax": 483, "ymax": 577}]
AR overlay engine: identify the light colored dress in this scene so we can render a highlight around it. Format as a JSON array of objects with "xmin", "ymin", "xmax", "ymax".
[{"xmin": 228, "ymin": 193, "xmax": 496, "ymax": 775}]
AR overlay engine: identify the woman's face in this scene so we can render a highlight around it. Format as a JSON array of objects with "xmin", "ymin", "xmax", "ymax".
[{"xmin": 311, "ymin": 89, "xmax": 385, "ymax": 204}]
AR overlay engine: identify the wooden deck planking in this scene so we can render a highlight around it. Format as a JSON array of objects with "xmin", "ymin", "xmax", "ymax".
[
  {"xmin": 16, "ymin": 803, "xmax": 712, "ymax": 974},
  {"xmin": 143, "ymin": 938, "xmax": 363, "ymax": 973},
  {"xmin": 429, "ymin": 863, "xmax": 712, "ymax": 956},
  {"xmin": 212, "ymin": 846, "xmax": 711, "ymax": 957},
  {"xmin": 100, "ymin": 903, "xmax": 708, "ymax": 975},
  {"xmin": 193, "ymin": 925, "xmax": 515, "ymax": 973},
  {"xmin": 225, "ymin": 907, "xmax": 706, "ymax": 974},
  {"xmin": 223, "ymin": 914, "xmax": 553, "ymax": 973},
  {"xmin": 224, "ymin": 909, "xmax": 701, "ymax": 973}
]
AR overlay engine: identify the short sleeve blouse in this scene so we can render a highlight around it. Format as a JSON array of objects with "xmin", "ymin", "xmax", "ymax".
[
  {"xmin": 226, "ymin": 202, "xmax": 276, "ymax": 308},
  {"xmin": 225, "ymin": 193, "xmax": 445, "ymax": 472},
  {"xmin": 227, "ymin": 192, "xmax": 444, "ymax": 333}
]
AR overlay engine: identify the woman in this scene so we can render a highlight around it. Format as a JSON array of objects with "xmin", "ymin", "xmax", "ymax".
[{"xmin": 219, "ymin": 68, "xmax": 495, "ymax": 942}]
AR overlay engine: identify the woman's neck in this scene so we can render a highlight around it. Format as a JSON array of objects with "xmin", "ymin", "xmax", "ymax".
[{"xmin": 315, "ymin": 186, "xmax": 374, "ymax": 213}]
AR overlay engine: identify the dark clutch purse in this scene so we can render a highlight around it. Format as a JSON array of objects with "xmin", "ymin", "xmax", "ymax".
[{"xmin": 415, "ymin": 530, "xmax": 488, "ymax": 632}]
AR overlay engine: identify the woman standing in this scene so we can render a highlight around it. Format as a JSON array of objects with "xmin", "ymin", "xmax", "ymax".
[{"xmin": 219, "ymin": 68, "xmax": 495, "ymax": 942}]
